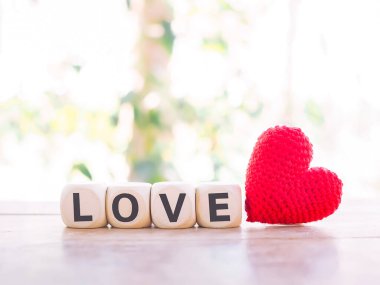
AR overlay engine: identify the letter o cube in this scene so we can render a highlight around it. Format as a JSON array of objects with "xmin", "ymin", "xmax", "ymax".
[
  {"xmin": 106, "ymin": 182, "xmax": 152, "ymax": 228},
  {"xmin": 60, "ymin": 183, "xmax": 108, "ymax": 228},
  {"xmin": 151, "ymin": 182, "xmax": 196, "ymax": 229},
  {"xmin": 196, "ymin": 182, "xmax": 242, "ymax": 228}
]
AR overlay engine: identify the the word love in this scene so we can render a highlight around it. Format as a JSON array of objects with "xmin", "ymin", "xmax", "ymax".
[{"xmin": 60, "ymin": 182, "xmax": 242, "ymax": 229}]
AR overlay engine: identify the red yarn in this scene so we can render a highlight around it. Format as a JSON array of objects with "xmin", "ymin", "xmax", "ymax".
[{"xmin": 245, "ymin": 126, "xmax": 342, "ymax": 224}]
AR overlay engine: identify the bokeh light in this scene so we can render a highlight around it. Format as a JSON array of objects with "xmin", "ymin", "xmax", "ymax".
[{"xmin": 1, "ymin": 0, "xmax": 380, "ymax": 201}]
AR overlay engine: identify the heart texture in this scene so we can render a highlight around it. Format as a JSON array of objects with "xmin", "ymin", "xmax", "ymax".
[{"xmin": 245, "ymin": 126, "xmax": 342, "ymax": 224}]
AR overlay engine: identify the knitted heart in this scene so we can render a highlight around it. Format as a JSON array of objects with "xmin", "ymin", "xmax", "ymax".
[{"xmin": 245, "ymin": 126, "xmax": 342, "ymax": 224}]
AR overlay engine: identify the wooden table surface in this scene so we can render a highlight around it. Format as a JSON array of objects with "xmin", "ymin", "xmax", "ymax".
[{"xmin": 0, "ymin": 199, "xmax": 379, "ymax": 285}]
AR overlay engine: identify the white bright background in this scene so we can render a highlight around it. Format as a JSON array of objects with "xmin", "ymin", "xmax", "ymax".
[{"xmin": 1, "ymin": 0, "xmax": 380, "ymax": 201}]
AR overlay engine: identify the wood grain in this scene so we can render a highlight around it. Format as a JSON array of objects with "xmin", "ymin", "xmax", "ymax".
[{"xmin": 0, "ymin": 198, "xmax": 379, "ymax": 285}]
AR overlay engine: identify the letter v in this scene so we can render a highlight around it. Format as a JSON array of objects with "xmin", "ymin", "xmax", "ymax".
[{"xmin": 159, "ymin": 193, "xmax": 186, "ymax": 222}]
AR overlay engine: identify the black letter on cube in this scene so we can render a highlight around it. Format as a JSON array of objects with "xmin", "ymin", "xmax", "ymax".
[
  {"xmin": 209, "ymin": 193, "xmax": 230, "ymax": 222},
  {"xmin": 159, "ymin": 193, "xmax": 186, "ymax": 222},
  {"xmin": 73, "ymin": 193, "xmax": 93, "ymax": 222},
  {"xmin": 112, "ymin": 193, "xmax": 139, "ymax": 222}
]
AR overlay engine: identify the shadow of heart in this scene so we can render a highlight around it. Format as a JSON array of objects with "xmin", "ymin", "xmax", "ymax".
[{"xmin": 243, "ymin": 225, "xmax": 339, "ymax": 283}]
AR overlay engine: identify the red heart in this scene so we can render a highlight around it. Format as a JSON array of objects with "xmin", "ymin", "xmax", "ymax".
[{"xmin": 245, "ymin": 126, "xmax": 342, "ymax": 224}]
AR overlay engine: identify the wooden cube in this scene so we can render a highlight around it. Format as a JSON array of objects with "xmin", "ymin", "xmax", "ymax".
[
  {"xmin": 106, "ymin": 182, "xmax": 152, "ymax": 228},
  {"xmin": 60, "ymin": 183, "xmax": 108, "ymax": 228},
  {"xmin": 196, "ymin": 182, "xmax": 242, "ymax": 228},
  {"xmin": 151, "ymin": 182, "xmax": 196, "ymax": 229}
]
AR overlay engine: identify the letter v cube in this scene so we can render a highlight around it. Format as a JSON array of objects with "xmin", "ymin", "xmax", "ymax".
[{"xmin": 151, "ymin": 182, "xmax": 196, "ymax": 229}]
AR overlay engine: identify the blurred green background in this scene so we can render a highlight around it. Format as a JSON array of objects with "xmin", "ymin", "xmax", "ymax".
[{"xmin": 1, "ymin": 0, "xmax": 380, "ymax": 200}]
